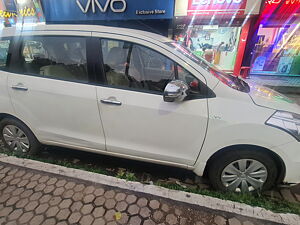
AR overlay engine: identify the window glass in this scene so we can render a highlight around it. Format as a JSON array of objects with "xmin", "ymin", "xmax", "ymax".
[
  {"xmin": 18, "ymin": 36, "xmax": 88, "ymax": 83},
  {"xmin": 101, "ymin": 38, "xmax": 207, "ymax": 96},
  {"xmin": 101, "ymin": 39, "xmax": 175, "ymax": 93},
  {"xmin": 137, "ymin": 45, "xmax": 175, "ymax": 92},
  {"xmin": 177, "ymin": 65, "xmax": 201, "ymax": 95},
  {"xmin": 101, "ymin": 39, "xmax": 130, "ymax": 88},
  {"xmin": 0, "ymin": 40, "xmax": 10, "ymax": 69}
]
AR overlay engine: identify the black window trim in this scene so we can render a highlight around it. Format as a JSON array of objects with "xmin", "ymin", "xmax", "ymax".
[{"xmin": 7, "ymin": 35, "xmax": 96, "ymax": 86}]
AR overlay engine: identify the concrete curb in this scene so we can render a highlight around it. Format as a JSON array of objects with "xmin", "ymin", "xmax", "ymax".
[{"xmin": 0, "ymin": 155, "xmax": 299, "ymax": 225}]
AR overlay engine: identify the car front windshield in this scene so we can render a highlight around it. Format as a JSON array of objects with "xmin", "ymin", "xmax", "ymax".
[{"xmin": 167, "ymin": 42, "xmax": 250, "ymax": 93}]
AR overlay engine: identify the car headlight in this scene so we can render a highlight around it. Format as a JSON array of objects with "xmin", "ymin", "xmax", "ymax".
[{"xmin": 266, "ymin": 111, "xmax": 300, "ymax": 141}]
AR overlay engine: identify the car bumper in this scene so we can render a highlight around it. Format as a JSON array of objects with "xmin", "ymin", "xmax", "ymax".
[{"xmin": 274, "ymin": 140, "xmax": 300, "ymax": 184}]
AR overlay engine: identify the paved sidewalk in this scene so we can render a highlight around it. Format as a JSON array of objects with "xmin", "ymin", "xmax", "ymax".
[{"xmin": 0, "ymin": 162, "xmax": 278, "ymax": 225}]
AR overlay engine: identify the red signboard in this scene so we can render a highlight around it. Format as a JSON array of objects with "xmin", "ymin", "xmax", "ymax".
[
  {"xmin": 187, "ymin": 0, "xmax": 247, "ymax": 16},
  {"xmin": 261, "ymin": 0, "xmax": 300, "ymax": 21},
  {"xmin": 263, "ymin": 0, "xmax": 300, "ymax": 15}
]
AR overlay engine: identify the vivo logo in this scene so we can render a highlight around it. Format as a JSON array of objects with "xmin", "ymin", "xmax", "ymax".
[
  {"xmin": 76, "ymin": 0, "xmax": 127, "ymax": 13},
  {"xmin": 192, "ymin": 0, "xmax": 242, "ymax": 5}
]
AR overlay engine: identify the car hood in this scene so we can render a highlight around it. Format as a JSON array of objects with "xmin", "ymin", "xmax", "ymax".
[{"xmin": 248, "ymin": 84, "xmax": 300, "ymax": 114}]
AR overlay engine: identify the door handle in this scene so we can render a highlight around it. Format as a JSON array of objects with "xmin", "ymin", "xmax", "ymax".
[
  {"xmin": 11, "ymin": 84, "xmax": 28, "ymax": 91},
  {"xmin": 101, "ymin": 98, "xmax": 122, "ymax": 106}
]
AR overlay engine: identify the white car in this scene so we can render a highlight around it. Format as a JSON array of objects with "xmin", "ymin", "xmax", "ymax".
[{"xmin": 0, "ymin": 25, "xmax": 299, "ymax": 192}]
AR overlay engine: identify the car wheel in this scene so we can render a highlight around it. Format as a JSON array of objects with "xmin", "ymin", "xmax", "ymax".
[
  {"xmin": 208, "ymin": 149, "xmax": 278, "ymax": 192},
  {"xmin": 0, "ymin": 118, "xmax": 40, "ymax": 155}
]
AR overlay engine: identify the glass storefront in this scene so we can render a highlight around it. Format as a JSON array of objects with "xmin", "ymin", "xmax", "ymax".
[
  {"xmin": 174, "ymin": 23, "xmax": 241, "ymax": 72},
  {"xmin": 250, "ymin": 1, "xmax": 300, "ymax": 76},
  {"xmin": 173, "ymin": 0, "xmax": 261, "ymax": 74}
]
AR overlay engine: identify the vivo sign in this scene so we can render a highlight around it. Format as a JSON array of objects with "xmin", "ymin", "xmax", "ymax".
[
  {"xmin": 192, "ymin": 0, "xmax": 242, "ymax": 4},
  {"xmin": 42, "ymin": 0, "xmax": 174, "ymax": 22},
  {"xmin": 76, "ymin": 0, "xmax": 127, "ymax": 13}
]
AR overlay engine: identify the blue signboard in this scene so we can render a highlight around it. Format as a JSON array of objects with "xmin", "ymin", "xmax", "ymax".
[
  {"xmin": 3, "ymin": 0, "xmax": 17, "ymax": 12},
  {"xmin": 41, "ymin": 0, "xmax": 175, "ymax": 22}
]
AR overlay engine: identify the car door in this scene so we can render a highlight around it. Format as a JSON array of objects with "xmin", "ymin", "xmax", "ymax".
[
  {"xmin": 93, "ymin": 34, "xmax": 210, "ymax": 166},
  {"xmin": 0, "ymin": 38, "xmax": 14, "ymax": 115},
  {"xmin": 6, "ymin": 32, "xmax": 106, "ymax": 150}
]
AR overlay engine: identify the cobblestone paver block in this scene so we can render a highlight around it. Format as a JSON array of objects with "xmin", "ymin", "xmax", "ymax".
[
  {"xmin": 229, "ymin": 217, "xmax": 242, "ymax": 225},
  {"xmin": 0, "ymin": 162, "xmax": 277, "ymax": 225},
  {"xmin": 295, "ymin": 194, "xmax": 300, "ymax": 202},
  {"xmin": 280, "ymin": 189, "xmax": 298, "ymax": 203}
]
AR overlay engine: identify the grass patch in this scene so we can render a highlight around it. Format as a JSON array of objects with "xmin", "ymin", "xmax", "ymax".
[
  {"xmin": 1, "ymin": 148, "xmax": 300, "ymax": 215},
  {"xmin": 156, "ymin": 182, "xmax": 300, "ymax": 215},
  {"xmin": 1, "ymin": 149, "xmax": 110, "ymax": 176},
  {"xmin": 116, "ymin": 168, "xmax": 138, "ymax": 181}
]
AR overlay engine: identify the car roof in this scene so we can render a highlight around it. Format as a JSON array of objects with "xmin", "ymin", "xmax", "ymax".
[{"xmin": 0, "ymin": 24, "xmax": 171, "ymax": 43}]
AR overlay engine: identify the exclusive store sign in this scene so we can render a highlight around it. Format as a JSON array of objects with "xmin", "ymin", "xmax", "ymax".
[{"xmin": 41, "ymin": 0, "xmax": 175, "ymax": 22}]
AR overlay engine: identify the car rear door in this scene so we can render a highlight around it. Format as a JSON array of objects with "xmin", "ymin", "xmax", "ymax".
[{"xmin": 6, "ymin": 31, "xmax": 106, "ymax": 150}]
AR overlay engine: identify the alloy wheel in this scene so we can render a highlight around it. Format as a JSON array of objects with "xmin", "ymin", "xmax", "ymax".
[
  {"xmin": 2, "ymin": 125, "xmax": 30, "ymax": 153},
  {"xmin": 221, "ymin": 159, "xmax": 268, "ymax": 192}
]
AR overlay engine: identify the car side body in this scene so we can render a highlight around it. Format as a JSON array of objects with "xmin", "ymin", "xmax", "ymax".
[{"xmin": 0, "ymin": 24, "xmax": 299, "ymax": 191}]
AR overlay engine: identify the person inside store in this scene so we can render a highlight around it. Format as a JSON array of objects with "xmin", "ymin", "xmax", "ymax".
[
  {"xmin": 202, "ymin": 45, "xmax": 214, "ymax": 63},
  {"xmin": 183, "ymin": 32, "xmax": 195, "ymax": 51},
  {"xmin": 214, "ymin": 42, "xmax": 224, "ymax": 65}
]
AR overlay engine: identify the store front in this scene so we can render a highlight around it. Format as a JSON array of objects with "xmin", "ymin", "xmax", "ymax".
[
  {"xmin": 40, "ymin": 0, "xmax": 175, "ymax": 36},
  {"xmin": 0, "ymin": 0, "xmax": 44, "ymax": 27},
  {"xmin": 174, "ymin": 0, "xmax": 262, "ymax": 73},
  {"xmin": 249, "ymin": 0, "xmax": 300, "ymax": 77}
]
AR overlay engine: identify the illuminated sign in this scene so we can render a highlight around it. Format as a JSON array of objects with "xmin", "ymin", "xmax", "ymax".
[
  {"xmin": 192, "ymin": 0, "xmax": 242, "ymax": 5},
  {"xmin": 0, "ymin": 7, "xmax": 36, "ymax": 18},
  {"xmin": 262, "ymin": 0, "xmax": 300, "ymax": 18},
  {"xmin": 187, "ymin": 0, "xmax": 247, "ymax": 16},
  {"xmin": 19, "ymin": 7, "xmax": 36, "ymax": 17},
  {"xmin": 76, "ymin": 0, "xmax": 127, "ymax": 13},
  {"xmin": 265, "ymin": 0, "xmax": 300, "ymax": 5},
  {"xmin": 0, "ymin": 10, "xmax": 17, "ymax": 18}
]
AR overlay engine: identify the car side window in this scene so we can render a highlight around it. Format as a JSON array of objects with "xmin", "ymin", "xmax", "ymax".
[
  {"xmin": 13, "ymin": 36, "xmax": 88, "ymax": 83},
  {"xmin": 0, "ymin": 39, "xmax": 11, "ymax": 70},
  {"xmin": 101, "ymin": 39, "xmax": 131, "ymax": 88},
  {"xmin": 100, "ymin": 38, "xmax": 204, "ymax": 96},
  {"xmin": 137, "ymin": 45, "xmax": 176, "ymax": 92},
  {"xmin": 177, "ymin": 65, "xmax": 202, "ymax": 95},
  {"xmin": 101, "ymin": 39, "xmax": 176, "ymax": 93}
]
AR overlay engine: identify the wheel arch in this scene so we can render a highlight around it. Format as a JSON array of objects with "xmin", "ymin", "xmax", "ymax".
[
  {"xmin": 0, "ymin": 113, "xmax": 39, "ymax": 141},
  {"xmin": 203, "ymin": 144, "xmax": 286, "ymax": 185},
  {"xmin": 0, "ymin": 113, "xmax": 25, "ymax": 124}
]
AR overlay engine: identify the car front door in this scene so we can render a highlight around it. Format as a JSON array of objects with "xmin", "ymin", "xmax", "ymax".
[
  {"xmin": 7, "ymin": 33, "xmax": 106, "ymax": 150},
  {"xmin": 93, "ymin": 34, "xmax": 210, "ymax": 166}
]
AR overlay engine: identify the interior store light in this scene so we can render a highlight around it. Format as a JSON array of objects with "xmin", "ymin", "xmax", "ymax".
[{"xmin": 16, "ymin": 0, "xmax": 29, "ymax": 5}]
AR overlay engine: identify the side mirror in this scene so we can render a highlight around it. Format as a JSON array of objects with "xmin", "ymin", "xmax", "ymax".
[{"xmin": 163, "ymin": 80, "xmax": 190, "ymax": 102}]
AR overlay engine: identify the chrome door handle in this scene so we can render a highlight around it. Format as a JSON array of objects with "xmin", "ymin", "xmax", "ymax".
[
  {"xmin": 101, "ymin": 99, "xmax": 122, "ymax": 106},
  {"xmin": 11, "ymin": 84, "xmax": 28, "ymax": 91}
]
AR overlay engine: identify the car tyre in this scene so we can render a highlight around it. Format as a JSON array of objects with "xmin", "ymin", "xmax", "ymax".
[
  {"xmin": 208, "ymin": 149, "xmax": 278, "ymax": 192},
  {"xmin": 0, "ymin": 118, "xmax": 41, "ymax": 155}
]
